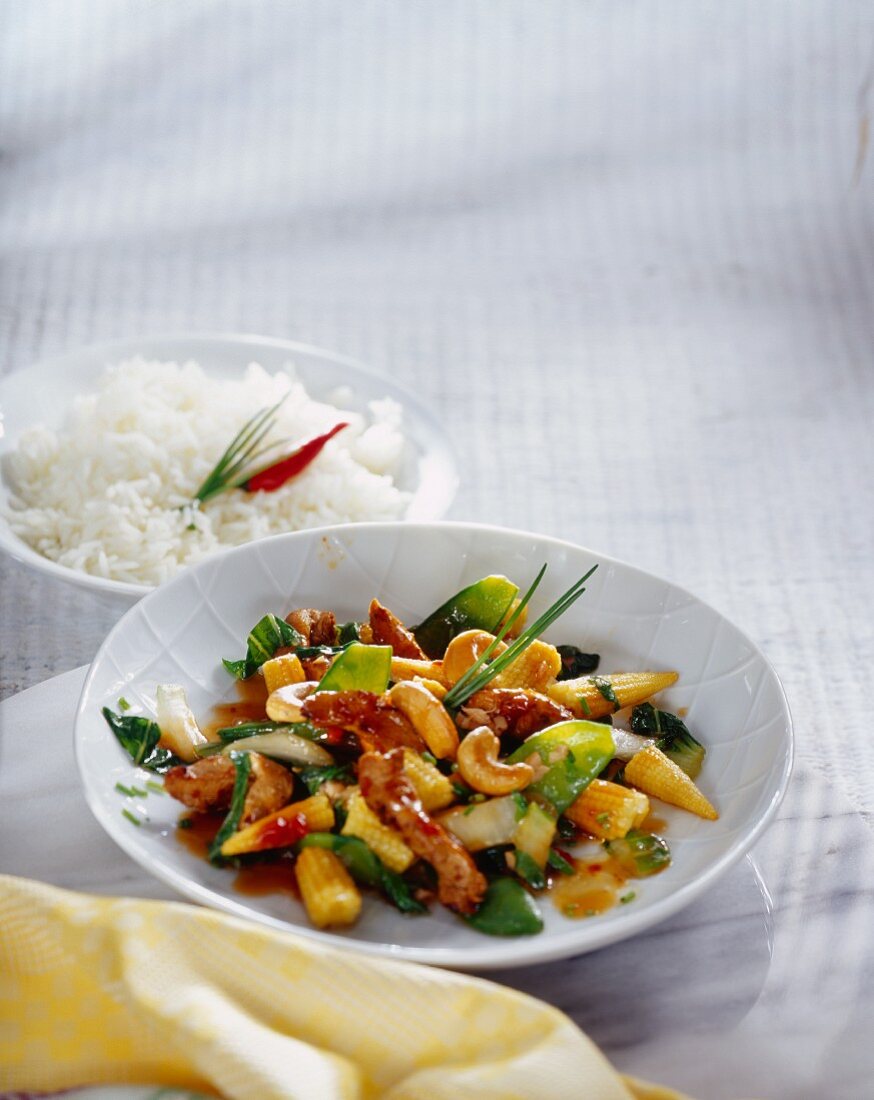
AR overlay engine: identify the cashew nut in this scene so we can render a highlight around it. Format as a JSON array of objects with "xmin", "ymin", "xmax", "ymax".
[
  {"xmin": 389, "ymin": 656, "xmax": 448, "ymax": 685},
  {"xmin": 387, "ymin": 680, "xmax": 459, "ymax": 759},
  {"xmin": 266, "ymin": 681, "xmax": 319, "ymax": 723},
  {"xmin": 442, "ymin": 630, "xmax": 507, "ymax": 685},
  {"xmin": 456, "ymin": 726, "xmax": 534, "ymax": 796}
]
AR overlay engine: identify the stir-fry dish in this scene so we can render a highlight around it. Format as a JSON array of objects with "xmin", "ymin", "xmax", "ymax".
[{"xmin": 103, "ymin": 567, "xmax": 718, "ymax": 936}]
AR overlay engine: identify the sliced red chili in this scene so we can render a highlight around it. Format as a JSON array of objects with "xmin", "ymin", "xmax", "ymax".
[{"xmin": 242, "ymin": 422, "xmax": 349, "ymax": 493}]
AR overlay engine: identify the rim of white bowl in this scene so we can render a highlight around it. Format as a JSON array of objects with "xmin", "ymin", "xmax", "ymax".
[
  {"xmin": 0, "ymin": 332, "xmax": 460, "ymax": 599},
  {"xmin": 75, "ymin": 520, "xmax": 795, "ymax": 969}
]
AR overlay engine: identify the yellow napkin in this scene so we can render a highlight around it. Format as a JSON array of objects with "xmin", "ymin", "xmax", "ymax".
[{"xmin": 0, "ymin": 875, "xmax": 689, "ymax": 1100}]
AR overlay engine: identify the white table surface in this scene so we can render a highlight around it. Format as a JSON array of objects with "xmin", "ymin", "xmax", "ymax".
[{"xmin": 1, "ymin": 3, "xmax": 873, "ymax": 1095}]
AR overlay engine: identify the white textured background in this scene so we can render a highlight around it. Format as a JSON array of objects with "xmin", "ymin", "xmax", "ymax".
[{"xmin": 1, "ymin": 1, "xmax": 872, "ymax": 818}]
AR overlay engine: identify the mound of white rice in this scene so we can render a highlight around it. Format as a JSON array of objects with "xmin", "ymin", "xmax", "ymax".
[{"xmin": 4, "ymin": 358, "xmax": 410, "ymax": 585}]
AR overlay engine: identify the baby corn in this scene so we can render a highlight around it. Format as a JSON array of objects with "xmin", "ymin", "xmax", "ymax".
[
  {"xmin": 296, "ymin": 847, "xmax": 362, "ymax": 928},
  {"xmin": 341, "ymin": 789, "xmax": 415, "ymax": 872},
  {"xmin": 262, "ymin": 652, "xmax": 306, "ymax": 694},
  {"xmin": 402, "ymin": 748, "xmax": 454, "ymax": 811},
  {"xmin": 565, "ymin": 780, "xmax": 650, "ymax": 840},
  {"xmin": 547, "ymin": 670, "xmax": 679, "ymax": 719},
  {"xmin": 492, "ymin": 639, "xmax": 561, "ymax": 693},
  {"xmin": 220, "ymin": 794, "xmax": 334, "ymax": 857},
  {"xmin": 625, "ymin": 744, "xmax": 718, "ymax": 820}
]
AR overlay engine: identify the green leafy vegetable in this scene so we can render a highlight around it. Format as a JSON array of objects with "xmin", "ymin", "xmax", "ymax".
[
  {"xmin": 556, "ymin": 646, "xmax": 600, "ymax": 681},
  {"xmin": 465, "ymin": 878, "xmax": 544, "ymax": 937},
  {"xmin": 300, "ymin": 833, "xmax": 426, "ymax": 913},
  {"xmin": 513, "ymin": 850, "xmax": 546, "ymax": 890},
  {"xmin": 102, "ymin": 707, "xmax": 180, "ymax": 773},
  {"xmin": 299, "ymin": 763, "xmax": 354, "ymax": 795},
  {"xmin": 547, "ymin": 848, "xmax": 575, "ymax": 875},
  {"xmin": 208, "ymin": 753, "xmax": 252, "ymax": 864},
  {"xmin": 630, "ymin": 703, "xmax": 706, "ymax": 778},
  {"xmin": 336, "ymin": 621, "xmax": 364, "ymax": 645},
  {"xmin": 604, "ymin": 830, "xmax": 671, "ymax": 877},
  {"xmin": 222, "ymin": 614, "xmax": 304, "ymax": 679}
]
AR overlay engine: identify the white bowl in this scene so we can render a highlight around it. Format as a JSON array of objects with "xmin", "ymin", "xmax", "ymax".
[
  {"xmin": 74, "ymin": 522, "xmax": 793, "ymax": 969},
  {"xmin": 0, "ymin": 334, "xmax": 458, "ymax": 609}
]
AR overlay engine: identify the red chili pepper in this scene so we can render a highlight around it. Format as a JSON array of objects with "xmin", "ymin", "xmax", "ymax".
[
  {"xmin": 242, "ymin": 421, "xmax": 349, "ymax": 493},
  {"xmin": 254, "ymin": 812, "xmax": 310, "ymax": 851}
]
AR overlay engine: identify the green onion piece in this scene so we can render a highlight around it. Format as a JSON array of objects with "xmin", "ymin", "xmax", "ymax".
[
  {"xmin": 443, "ymin": 563, "xmax": 598, "ymax": 709},
  {"xmin": 208, "ymin": 753, "xmax": 252, "ymax": 864},
  {"xmin": 121, "ymin": 808, "xmax": 142, "ymax": 827}
]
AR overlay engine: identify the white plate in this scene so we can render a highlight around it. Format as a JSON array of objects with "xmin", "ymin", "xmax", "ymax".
[
  {"xmin": 0, "ymin": 333, "xmax": 458, "ymax": 605},
  {"xmin": 74, "ymin": 521, "xmax": 793, "ymax": 969}
]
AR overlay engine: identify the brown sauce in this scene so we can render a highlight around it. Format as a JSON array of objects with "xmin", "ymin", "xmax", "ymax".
[
  {"xmin": 232, "ymin": 859, "xmax": 299, "ymax": 900},
  {"xmin": 175, "ymin": 810, "xmax": 299, "ymax": 901},
  {"xmin": 175, "ymin": 811, "xmax": 223, "ymax": 859},
  {"xmin": 642, "ymin": 812, "xmax": 668, "ymax": 833},
  {"xmin": 550, "ymin": 851, "xmax": 633, "ymax": 919},
  {"xmin": 202, "ymin": 676, "xmax": 269, "ymax": 739}
]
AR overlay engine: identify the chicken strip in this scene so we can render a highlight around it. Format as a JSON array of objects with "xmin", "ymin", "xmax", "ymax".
[
  {"xmin": 358, "ymin": 748, "xmax": 487, "ymax": 914},
  {"xmin": 301, "ymin": 690, "xmax": 425, "ymax": 754},
  {"xmin": 286, "ymin": 608, "xmax": 337, "ymax": 647},
  {"xmin": 369, "ymin": 599, "xmax": 426, "ymax": 660},
  {"xmin": 164, "ymin": 751, "xmax": 293, "ymax": 824},
  {"xmin": 456, "ymin": 688, "xmax": 573, "ymax": 739}
]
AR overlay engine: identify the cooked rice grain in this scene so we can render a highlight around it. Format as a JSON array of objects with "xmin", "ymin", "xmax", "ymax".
[{"xmin": 4, "ymin": 359, "xmax": 409, "ymax": 585}]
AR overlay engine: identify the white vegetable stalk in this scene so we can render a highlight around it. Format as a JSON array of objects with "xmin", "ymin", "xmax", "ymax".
[{"xmin": 156, "ymin": 684, "xmax": 210, "ymax": 762}]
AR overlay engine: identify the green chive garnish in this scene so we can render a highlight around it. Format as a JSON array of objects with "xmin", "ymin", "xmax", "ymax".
[
  {"xmin": 121, "ymin": 808, "xmax": 143, "ymax": 827},
  {"xmin": 443, "ymin": 563, "xmax": 598, "ymax": 709}
]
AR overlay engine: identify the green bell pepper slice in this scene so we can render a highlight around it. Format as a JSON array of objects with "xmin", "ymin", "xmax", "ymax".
[
  {"xmin": 508, "ymin": 719, "xmax": 615, "ymax": 814},
  {"xmin": 465, "ymin": 877, "xmax": 544, "ymax": 936},
  {"xmin": 315, "ymin": 642, "xmax": 391, "ymax": 694},
  {"xmin": 412, "ymin": 575, "xmax": 519, "ymax": 659}
]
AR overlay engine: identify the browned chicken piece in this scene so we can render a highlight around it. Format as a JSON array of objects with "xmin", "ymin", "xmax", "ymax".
[
  {"xmin": 302, "ymin": 690, "xmax": 426, "ymax": 754},
  {"xmin": 164, "ymin": 752, "xmax": 293, "ymax": 824},
  {"xmin": 368, "ymin": 599, "xmax": 426, "ymax": 660},
  {"xmin": 358, "ymin": 749, "xmax": 487, "ymax": 914},
  {"xmin": 242, "ymin": 753, "xmax": 295, "ymax": 823},
  {"xmin": 164, "ymin": 755, "xmax": 236, "ymax": 813},
  {"xmin": 285, "ymin": 608, "xmax": 337, "ymax": 647},
  {"xmin": 456, "ymin": 688, "xmax": 573, "ymax": 739},
  {"xmin": 300, "ymin": 654, "xmax": 333, "ymax": 680}
]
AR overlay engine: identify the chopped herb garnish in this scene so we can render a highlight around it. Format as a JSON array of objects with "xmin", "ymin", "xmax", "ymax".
[
  {"xmin": 596, "ymin": 811, "xmax": 611, "ymax": 826},
  {"xmin": 117, "ymin": 697, "xmax": 132, "ymax": 712},
  {"xmin": 115, "ymin": 782, "xmax": 135, "ymax": 797},
  {"xmin": 121, "ymin": 808, "xmax": 142, "ymax": 827},
  {"xmin": 620, "ymin": 891, "xmax": 637, "ymax": 905},
  {"xmin": 443, "ymin": 563, "xmax": 599, "ymax": 708},
  {"xmin": 145, "ymin": 780, "xmax": 166, "ymax": 796},
  {"xmin": 592, "ymin": 676, "xmax": 620, "ymax": 712},
  {"xmin": 578, "ymin": 695, "xmax": 592, "ymax": 717},
  {"xmin": 178, "ymin": 817, "xmax": 193, "ymax": 829}
]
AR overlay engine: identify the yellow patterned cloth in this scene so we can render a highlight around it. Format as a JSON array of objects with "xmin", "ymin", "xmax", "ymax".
[{"xmin": 0, "ymin": 875, "xmax": 688, "ymax": 1100}]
